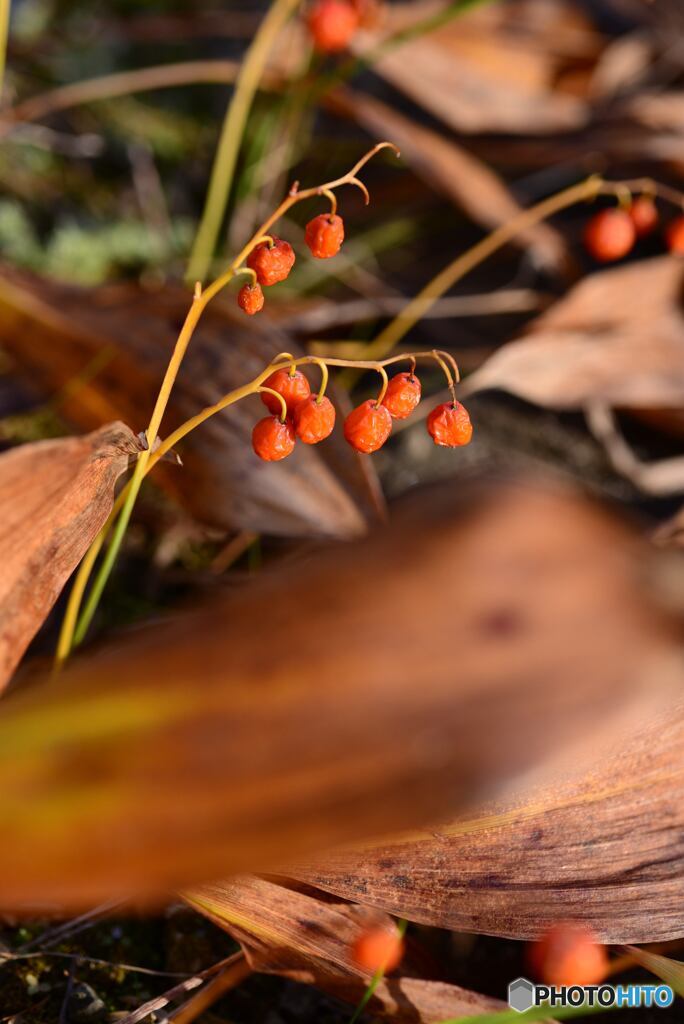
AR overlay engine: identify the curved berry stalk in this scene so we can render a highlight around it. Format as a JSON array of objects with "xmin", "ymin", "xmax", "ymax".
[
  {"xmin": 55, "ymin": 142, "xmax": 399, "ymax": 666},
  {"xmin": 55, "ymin": 345, "xmax": 465, "ymax": 664}
]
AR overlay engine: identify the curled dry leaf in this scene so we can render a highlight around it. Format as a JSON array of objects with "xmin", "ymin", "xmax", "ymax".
[
  {"xmin": 0, "ymin": 480, "xmax": 677, "ymax": 908},
  {"xmin": 0, "ymin": 421, "xmax": 140, "ymax": 690},
  {"xmin": 186, "ymin": 875, "xmax": 511, "ymax": 1022},
  {"xmin": 0, "ymin": 268, "xmax": 380, "ymax": 539},
  {"xmin": 293, "ymin": 699, "xmax": 684, "ymax": 944},
  {"xmin": 464, "ymin": 257, "xmax": 684, "ymax": 410}
]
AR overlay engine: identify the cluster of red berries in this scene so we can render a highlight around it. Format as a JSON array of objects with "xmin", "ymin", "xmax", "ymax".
[
  {"xmin": 584, "ymin": 196, "xmax": 684, "ymax": 262},
  {"xmin": 237, "ymin": 214, "xmax": 345, "ymax": 317},
  {"xmin": 251, "ymin": 365, "xmax": 473, "ymax": 462},
  {"xmin": 306, "ymin": 0, "xmax": 369, "ymax": 53},
  {"xmin": 528, "ymin": 923, "xmax": 608, "ymax": 988}
]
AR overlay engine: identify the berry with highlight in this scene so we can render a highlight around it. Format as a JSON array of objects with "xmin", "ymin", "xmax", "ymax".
[
  {"xmin": 427, "ymin": 401, "xmax": 472, "ymax": 447},
  {"xmin": 584, "ymin": 208, "xmax": 635, "ymax": 262},
  {"xmin": 344, "ymin": 399, "xmax": 392, "ymax": 454},
  {"xmin": 293, "ymin": 394, "xmax": 336, "ymax": 444},
  {"xmin": 382, "ymin": 372, "xmax": 421, "ymax": 420},
  {"xmin": 352, "ymin": 926, "xmax": 405, "ymax": 974},
  {"xmin": 629, "ymin": 196, "xmax": 658, "ymax": 238},
  {"xmin": 305, "ymin": 213, "xmax": 345, "ymax": 259},
  {"xmin": 307, "ymin": 0, "xmax": 358, "ymax": 52},
  {"xmin": 237, "ymin": 282, "xmax": 264, "ymax": 316},
  {"xmin": 528, "ymin": 924, "xmax": 608, "ymax": 988},
  {"xmin": 261, "ymin": 368, "xmax": 311, "ymax": 416},
  {"xmin": 247, "ymin": 237, "xmax": 295, "ymax": 286},
  {"xmin": 252, "ymin": 416, "xmax": 296, "ymax": 462}
]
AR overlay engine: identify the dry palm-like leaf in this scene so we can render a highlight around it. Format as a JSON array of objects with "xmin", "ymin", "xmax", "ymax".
[
  {"xmin": 0, "ymin": 421, "xmax": 141, "ymax": 689},
  {"xmin": 464, "ymin": 257, "xmax": 684, "ymax": 410},
  {"xmin": 327, "ymin": 87, "xmax": 570, "ymax": 275},
  {"xmin": 293, "ymin": 698, "xmax": 684, "ymax": 944},
  {"xmin": 357, "ymin": 0, "xmax": 592, "ymax": 135},
  {"xmin": 0, "ymin": 480, "xmax": 677, "ymax": 908},
  {"xmin": 0, "ymin": 269, "xmax": 379, "ymax": 539},
  {"xmin": 186, "ymin": 875, "xmax": 509, "ymax": 1022}
]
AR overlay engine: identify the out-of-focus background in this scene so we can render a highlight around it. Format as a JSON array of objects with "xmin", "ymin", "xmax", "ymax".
[{"xmin": 0, "ymin": 1, "xmax": 683, "ymax": 1021}]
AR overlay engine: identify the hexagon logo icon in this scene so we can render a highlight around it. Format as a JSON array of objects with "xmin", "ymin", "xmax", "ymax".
[{"xmin": 508, "ymin": 977, "xmax": 535, "ymax": 1013}]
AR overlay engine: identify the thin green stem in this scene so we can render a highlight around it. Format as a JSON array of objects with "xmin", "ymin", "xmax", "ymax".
[
  {"xmin": 0, "ymin": 0, "xmax": 11, "ymax": 99},
  {"xmin": 186, "ymin": 0, "xmax": 301, "ymax": 284},
  {"xmin": 348, "ymin": 919, "xmax": 407, "ymax": 1024}
]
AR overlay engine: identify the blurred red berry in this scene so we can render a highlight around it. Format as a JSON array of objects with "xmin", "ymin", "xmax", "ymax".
[
  {"xmin": 261, "ymin": 368, "xmax": 311, "ymax": 416},
  {"xmin": 352, "ymin": 925, "xmax": 405, "ymax": 973},
  {"xmin": 237, "ymin": 282, "xmax": 264, "ymax": 315},
  {"xmin": 293, "ymin": 394, "xmax": 336, "ymax": 444},
  {"xmin": 528, "ymin": 924, "xmax": 608, "ymax": 988},
  {"xmin": 305, "ymin": 213, "xmax": 345, "ymax": 259},
  {"xmin": 382, "ymin": 372, "xmax": 421, "ymax": 419},
  {"xmin": 344, "ymin": 399, "xmax": 392, "ymax": 454},
  {"xmin": 427, "ymin": 401, "xmax": 472, "ymax": 447},
  {"xmin": 629, "ymin": 196, "xmax": 658, "ymax": 237},
  {"xmin": 584, "ymin": 208, "xmax": 635, "ymax": 262},
  {"xmin": 247, "ymin": 237, "xmax": 295, "ymax": 286},
  {"xmin": 666, "ymin": 215, "xmax": 684, "ymax": 255},
  {"xmin": 307, "ymin": 0, "xmax": 358, "ymax": 52},
  {"xmin": 252, "ymin": 416, "xmax": 296, "ymax": 462}
]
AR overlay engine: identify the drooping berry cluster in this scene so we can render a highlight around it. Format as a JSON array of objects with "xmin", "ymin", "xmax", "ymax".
[
  {"xmin": 251, "ymin": 358, "xmax": 473, "ymax": 462},
  {"xmin": 584, "ymin": 196, "xmax": 684, "ymax": 262},
  {"xmin": 236, "ymin": 210, "xmax": 346, "ymax": 316}
]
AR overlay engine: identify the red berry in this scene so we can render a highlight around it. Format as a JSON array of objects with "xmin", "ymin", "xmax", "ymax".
[
  {"xmin": 584, "ymin": 208, "xmax": 635, "ymax": 262},
  {"xmin": 629, "ymin": 196, "xmax": 658, "ymax": 238},
  {"xmin": 305, "ymin": 213, "xmax": 345, "ymax": 259},
  {"xmin": 666, "ymin": 215, "xmax": 684, "ymax": 255},
  {"xmin": 293, "ymin": 394, "xmax": 336, "ymax": 444},
  {"xmin": 344, "ymin": 399, "xmax": 392, "ymax": 454},
  {"xmin": 352, "ymin": 926, "xmax": 404, "ymax": 974},
  {"xmin": 528, "ymin": 924, "xmax": 608, "ymax": 988},
  {"xmin": 247, "ymin": 237, "xmax": 295, "ymax": 286},
  {"xmin": 427, "ymin": 401, "xmax": 472, "ymax": 447},
  {"xmin": 237, "ymin": 282, "xmax": 264, "ymax": 315},
  {"xmin": 261, "ymin": 368, "xmax": 311, "ymax": 416},
  {"xmin": 382, "ymin": 372, "xmax": 421, "ymax": 420},
  {"xmin": 307, "ymin": 0, "xmax": 358, "ymax": 52},
  {"xmin": 252, "ymin": 416, "xmax": 296, "ymax": 462}
]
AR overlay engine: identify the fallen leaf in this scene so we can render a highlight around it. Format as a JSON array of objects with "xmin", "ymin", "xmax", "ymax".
[
  {"xmin": 357, "ymin": 0, "xmax": 591, "ymax": 135},
  {"xmin": 464, "ymin": 257, "xmax": 684, "ymax": 410},
  {"xmin": 292, "ymin": 697, "xmax": 684, "ymax": 944},
  {"xmin": 624, "ymin": 946, "xmax": 684, "ymax": 995},
  {"xmin": 186, "ymin": 875, "xmax": 511, "ymax": 1022},
  {"xmin": 0, "ymin": 421, "xmax": 140, "ymax": 689},
  {"xmin": 0, "ymin": 268, "xmax": 379, "ymax": 539},
  {"xmin": 0, "ymin": 480, "xmax": 677, "ymax": 908},
  {"xmin": 327, "ymin": 87, "xmax": 570, "ymax": 275}
]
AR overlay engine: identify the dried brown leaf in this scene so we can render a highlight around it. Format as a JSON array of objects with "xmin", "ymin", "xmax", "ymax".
[
  {"xmin": 0, "ymin": 481, "xmax": 677, "ymax": 908},
  {"xmin": 0, "ymin": 269, "xmax": 378, "ymax": 539},
  {"xmin": 293, "ymin": 699, "xmax": 684, "ymax": 944},
  {"xmin": 0, "ymin": 422, "xmax": 140, "ymax": 689},
  {"xmin": 358, "ymin": 0, "xmax": 590, "ymax": 135},
  {"xmin": 465, "ymin": 257, "xmax": 684, "ymax": 409},
  {"xmin": 186, "ymin": 876, "xmax": 508, "ymax": 1022}
]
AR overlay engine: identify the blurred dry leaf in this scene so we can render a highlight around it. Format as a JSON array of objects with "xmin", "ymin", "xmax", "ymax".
[
  {"xmin": 0, "ymin": 269, "xmax": 379, "ymax": 539},
  {"xmin": 327, "ymin": 87, "xmax": 570, "ymax": 275},
  {"xmin": 293, "ymin": 699, "xmax": 684, "ymax": 944},
  {"xmin": 0, "ymin": 422, "xmax": 140, "ymax": 689},
  {"xmin": 624, "ymin": 946, "xmax": 684, "ymax": 995},
  {"xmin": 358, "ymin": 0, "xmax": 592, "ymax": 134},
  {"xmin": 464, "ymin": 257, "xmax": 684, "ymax": 410},
  {"xmin": 0, "ymin": 481, "xmax": 677, "ymax": 908},
  {"xmin": 186, "ymin": 875, "xmax": 510, "ymax": 1021}
]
